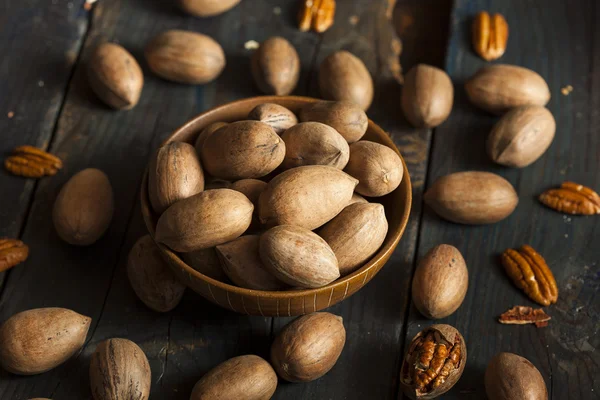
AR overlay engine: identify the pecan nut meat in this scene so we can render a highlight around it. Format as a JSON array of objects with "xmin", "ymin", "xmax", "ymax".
[
  {"xmin": 501, "ymin": 245, "xmax": 558, "ymax": 306},
  {"xmin": 298, "ymin": 0, "xmax": 336, "ymax": 33},
  {"xmin": 5, "ymin": 145, "xmax": 63, "ymax": 178},
  {"xmin": 0, "ymin": 238, "xmax": 29, "ymax": 272},
  {"xmin": 400, "ymin": 324, "xmax": 466, "ymax": 399},
  {"xmin": 499, "ymin": 306, "xmax": 551, "ymax": 328},
  {"xmin": 472, "ymin": 11, "xmax": 509, "ymax": 61},
  {"xmin": 539, "ymin": 181, "xmax": 600, "ymax": 215}
]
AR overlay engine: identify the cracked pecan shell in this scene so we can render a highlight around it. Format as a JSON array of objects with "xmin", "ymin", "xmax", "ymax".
[
  {"xmin": 539, "ymin": 181, "xmax": 600, "ymax": 215},
  {"xmin": 501, "ymin": 245, "xmax": 558, "ymax": 306}
]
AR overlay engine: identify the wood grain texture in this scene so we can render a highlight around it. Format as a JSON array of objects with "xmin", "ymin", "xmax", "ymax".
[
  {"xmin": 0, "ymin": 0, "xmax": 89, "ymax": 288},
  {"xmin": 403, "ymin": 1, "xmax": 600, "ymax": 399}
]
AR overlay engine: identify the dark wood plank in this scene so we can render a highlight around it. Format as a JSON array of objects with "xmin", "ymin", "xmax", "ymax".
[
  {"xmin": 403, "ymin": 1, "xmax": 600, "ymax": 399},
  {"xmin": 0, "ymin": 0, "xmax": 322, "ymax": 398},
  {"xmin": 0, "ymin": 0, "xmax": 89, "ymax": 288},
  {"xmin": 271, "ymin": 1, "xmax": 452, "ymax": 399}
]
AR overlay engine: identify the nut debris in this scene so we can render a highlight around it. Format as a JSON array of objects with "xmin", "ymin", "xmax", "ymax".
[
  {"xmin": 539, "ymin": 181, "xmax": 600, "ymax": 215},
  {"xmin": 4, "ymin": 145, "xmax": 62, "ymax": 178},
  {"xmin": 499, "ymin": 306, "xmax": 551, "ymax": 328}
]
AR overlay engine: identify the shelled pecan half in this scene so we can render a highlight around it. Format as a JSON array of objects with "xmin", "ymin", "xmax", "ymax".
[
  {"xmin": 499, "ymin": 306, "xmax": 551, "ymax": 328},
  {"xmin": 298, "ymin": 0, "xmax": 336, "ymax": 33},
  {"xmin": 0, "ymin": 238, "xmax": 29, "ymax": 272},
  {"xmin": 400, "ymin": 324, "xmax": 467, "ymax": 399},
  {"xmin": 5, "ymin": 145, "xmax": 63, "ymax": 178},
  {"xmin": 472, "ymin": 11, "xmax": 508, "ymax": 61},
  {"xmin": 539, "ymin": 181, "xmax": 600, "ymax": 215},
  {"xmin": 501, "ymin": 245, "xmax": 558, "ymax": 306}
]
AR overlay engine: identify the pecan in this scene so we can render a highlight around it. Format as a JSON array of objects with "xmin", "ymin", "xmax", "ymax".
[
  {"xmin": 539, "ymin": 181, "xmax": 600, "ymax": 215},
  {"xmin": 472, "ymin": 11, "xmax": 508, "ymax": 61},
  {"xmin": 5, "ymin": 145, "xmax": 63, "ymax": 178},
  {"xmin": 499, "ymin": 306, "xmax": 551, "ymax": 328},
  {"xmin": 298, "ymin": 0, "xmax": 336, "ymax": 33},
  {"xmin": 0, "ymin": 238, "xmax": 29, "ymax": 272},
  {"xmin": 501, "ymin": 245, "xmax": 558, "ymax": 306}
]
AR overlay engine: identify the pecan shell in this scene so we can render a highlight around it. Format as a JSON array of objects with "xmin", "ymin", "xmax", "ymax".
[
  {"xmin": 4, "ymin": 145, "xmax": 63, "ymax": 178},
  {"xmin": 472, "ymin": 11, "xmax": 509, "ymax": 61},
  {"xmin": 298, "ymin": 0, "xmax": 336, "ymax": 33},
  {"xmin": 499, "ymin": 306, "xmax": 551, "ymax": 328},
  {"xmin": 501, "ymin": 245, "xmax": 558, "ymax": 306},
  {"xmin": 0, "ymin": 238, "xmax": 29, "ymax": 272},
  {"xmin": 539, "ymin": 181, "xmax": 600, "ymax": 215}
]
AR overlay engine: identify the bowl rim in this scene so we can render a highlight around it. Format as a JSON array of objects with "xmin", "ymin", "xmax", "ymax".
[{"xmin": 142, "ymin": 95, "xmax": 412, "ymax": 299}]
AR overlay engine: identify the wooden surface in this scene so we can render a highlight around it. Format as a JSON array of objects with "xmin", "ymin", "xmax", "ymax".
[{"xmin": 0, "ymin": 0, "xmax": 597, "ymax": 399}]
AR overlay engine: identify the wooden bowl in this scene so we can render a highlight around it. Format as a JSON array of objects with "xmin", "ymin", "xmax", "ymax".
[{"xmin": 141, "ymin": 96, "xmax": 411, "ymax": 316}]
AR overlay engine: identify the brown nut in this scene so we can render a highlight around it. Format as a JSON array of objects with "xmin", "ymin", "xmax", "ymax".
[
  {"xmin": 344, "ymin": 141, "xmax": 404, "ymax": 197},
  {"xmin": 319, "ymin": 51, "xmax": 374, "ymax": 111},
  {"xmin": 472, "ymin": 12, "xmax": 509, "ymax": 61},
  {"xmin": 181, "ymin": 247, "xmax": 228, "ymax": 282},
  {"xmin": 145, "ymin": 30, "xmax": 225, "ymax": 84},
  {"xmin": 271, "ymin": 312, "xmax": 345, "ymax": 382},
  {"xmin": 0, "ymin": 238, "xmax": 29, "ymax": 272},
  {"xmin": 53, "ymin": 168, "xmax": 114, "ymax": 246},
  {"xmin": 0, "ymin": 308, "xmax": 91, "ymax": 375},
  {"xmin": 412, "ymin": 244, "xmax": 468, "ymax": 319},
  {"xmin": 190, "ymin": 355, "xmax": 277, "ymax": 400},
  {"xmin": 202, "ymin": 121, "xmax": 285, "ymax": 180},
  {"xmin": 485, "ymin": 352, "xmax": 548, "ymax": 400},
  {"xmin": 424, "ymin": 171, "xmax": 518, "ymax": 224},
  {"xmin": 259, "ymin": 225, "xmax": 340, "ymax": 288},
  {"xmin": 318, "ymin": 202, "xmax": 388, "ymax": 276},
  {"xmin": 230, "ymin": 178, "xmax": 267, "ymax": 229},
  {"xmin": 487, "ymin": 105, "xmax": 555, "ymax": 168},
  {"xmin": 258, "ymin": 165, "xmax": 358, "ymax": 230},
  {"xmin": 87, "ymin": 43, "xmax": 143, "ymax": 110},
  {"xmin": 348, "ymin": 192, "xmax": 368, "ymax": 205},
  {"xmin": 216, "ymin": 235, "xmax": 287, "ymax": 290},
  {"xmin": 248, "ymin": 103, "xmax": 298, "ymax": 134},
  {"xmin": 148, "ymin": 141, "xmax": 205, "ymax": 214},
  {"xmin": 298, "ymin": 0, "xmax": 336, "ymax": 33},
  {"xmin": 251, "ymin": 37, "xmax": 300, "ymax": 96},
  {"xmin": 465, "ymin": 64, "xmax": 550, "ymax": 115},
  {"xmin": 281, "ymin": 122, "xmax": 350, "ymax": 170},
  {"xmin": 539, "ymin": 181, "xmax": 600, "ymax": 215},
  {"xmin": 194, "ymin": 122, "xmax": 228, "ymax": 156},
  {"xmin": 400, "ymin": 324, "xmax": 467, "ymax": 399},
  {"xmin": 178, "ymin": 0, "xmax": 241, "ymax": 17},
  {"xmin": 4, "ymin": 145, "xmax": 62, "ymax": 178},
  {"xmin": 155, "ymin": 189, "xmax": 253, "ymax": 252},
  {"xmin": 401, "ymin": 64, "xmax": 454, "ymax": 128},
  {"xmin": 501, "ymin": 245, "xmax": 558, "ymax": 306},
  {"xmin": 90, "ymin": 338, "xmax": 151, "ymax": 400},
  {"xmin": 127, "ymin": 235, "xmax": 186, "ymax": 312},
  {"xmin": 299, "ymin": 100, "xmax": 368, "ymax": 143}
]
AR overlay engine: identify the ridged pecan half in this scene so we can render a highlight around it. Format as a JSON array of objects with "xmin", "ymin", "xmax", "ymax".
[
  {"xmin": 0, "ymin": 238, "xmax": 29, "ymax": 272},
  {"xmin": 298, "ymin": 0, "xmax": 336, "ymax": 33},
  {"xmin": 472, "ymin": 11, "xmax": 509, "ymax": 61},
  {"xmin": 501, "ymin": 245, "xmax": 558, "ymax": 306},
  {"xmin": 539, "ymin": 181, "xmax": 600, "ymax": 215},
  {"xmin": 5, "ymin": 145, "xmax": 63, "ymax": 178},
  {"xmin": 499, "ymin": 306, "xmax": 551, "ymax": 328}
]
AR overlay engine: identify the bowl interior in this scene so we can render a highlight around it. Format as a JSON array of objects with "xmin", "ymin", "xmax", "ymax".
[{"xmin": 141, "ymin": 95, "xmax": 411, "ymax": 300}]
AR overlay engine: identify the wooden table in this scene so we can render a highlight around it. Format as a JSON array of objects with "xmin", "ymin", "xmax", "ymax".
[{"xmin": 0, "ymin": 0, "xmax": 598, "ymax": 398}]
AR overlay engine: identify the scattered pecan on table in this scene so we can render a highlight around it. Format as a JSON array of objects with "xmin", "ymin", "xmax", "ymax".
[
  {"xmin": 539, "ymin": 181, "xmax": 600, "ymax": 215},
  {"xmin": 472, "ymin": 11, "xmax": 509, "ymax": 61},
  {"xmin": 501, "ymin": 245, "xmax": 558, "ymax": 306},
  {"xmin": 499, "ymin": 306, "xmax": 551, "ymax": 328},
  {"xmin": 298, "ymin": 0, "xmax": 336, "ymax": 33},
  {"xmin": 0, "ymin": 238, "xmax": 29, "ymax": 272},
  {"xmin": 4, "ymin": 145, "xmax": 63, "ymax": 178}
]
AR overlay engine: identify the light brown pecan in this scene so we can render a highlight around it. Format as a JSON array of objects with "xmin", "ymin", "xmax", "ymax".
[
  {"xmin": 501, "ymin": 245, "xmax": 558, "ymax": 306},
  {"xmin": 499, "ymin": 306, "xmax": 551, "ymax": 328},
  {"xmin": 539, "ymin": 181, "xmax": 600, "ymax": 215},
  {"xmin": 472, "ymin": 11, "xmax": 508, "ymax": 61},
  {"xmin": 0, "ymin": 238, "xmax": 29, "ymax": 272},
  {"xmin": 5, "ymin": 145, "xmax": 63, "ymax": 178},
  {"xmin": 298, "ymin": 0, "xmax": 336, "ymax": 33}
]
